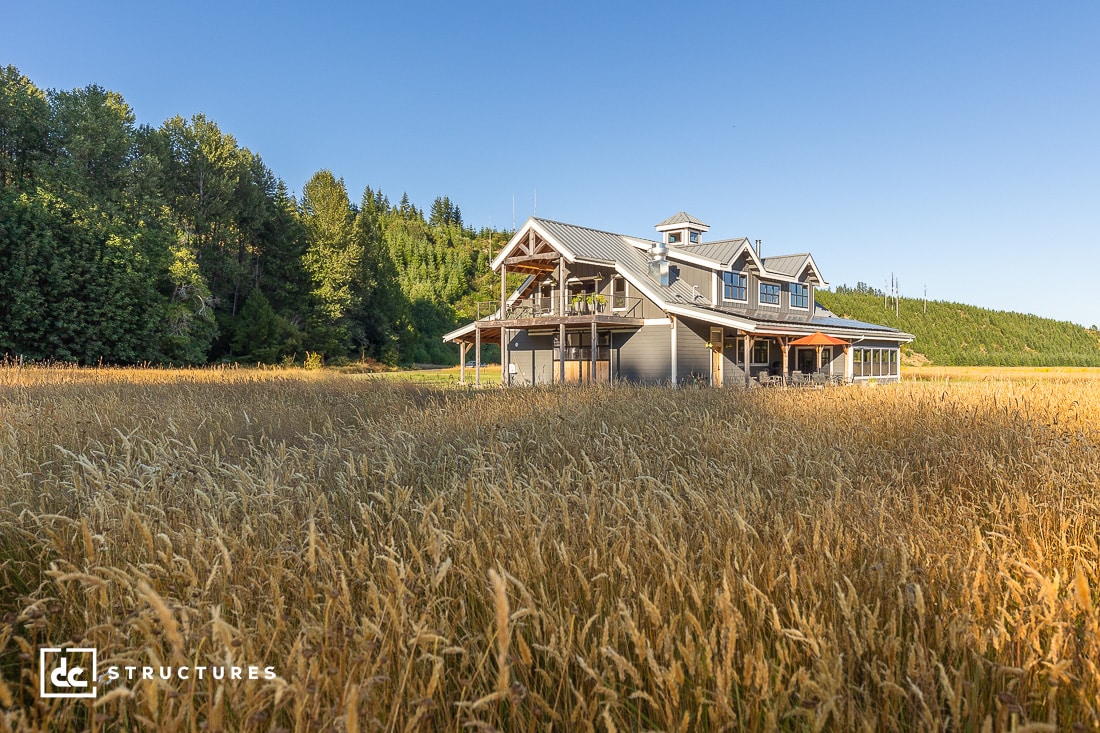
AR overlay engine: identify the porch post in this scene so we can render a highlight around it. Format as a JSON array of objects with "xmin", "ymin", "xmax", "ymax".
[
  {"xmin": 845, "ymin": 345, "xmax": 852, "ymax": 383},
  {"xmin": 590, "ymin": 319, "xmax": 597, "ymax": 384},
  {"xmin": 744, "ymin": 333, "xmax": 751, "ymax": 386},
  {"xmin": 558, "ymin": 322, "xmax": 565, "ymax": 384},
  {"xmin": 459, "ymin": 342, "xmax": 468, "ymax": 384},
  {"xmin": 475, "ymin": 327, "xmax": 482, "ymax": 387},
  {"xmin": 816, "ymin": 345, "xmax": 822, "ymax": 371},
  {"xmin": 781, "ymin": 338, "xmax": 790, "ymax": 385}
]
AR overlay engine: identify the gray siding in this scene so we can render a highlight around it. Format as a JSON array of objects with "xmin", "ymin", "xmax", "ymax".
[
  {"xmin": 676, "ymin": 319, "xmax": 711, "ymax": 384},
  {"xmin": 670, "ymin": 261, "xmax": 714, "ymax": 303},
  {"xmin": 617, "ymin": 324, "xmax": 672, "ymax": 383},
  {"xmin": 506, "ymin": 331, "xmax": 554, "ymax": 385}
]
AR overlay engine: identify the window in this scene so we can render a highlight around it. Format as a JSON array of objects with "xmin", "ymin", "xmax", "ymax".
[
  {"xmin": 668, "ymin": 232, "xmax": 680, "ymax": 244},
  {"xmin": 753, "ymin": 339, "xmax": 770, "ymax": 364},
  {"xmin": 612, "ymin": 277, "xmax": 628, "ymax": 310},
  {"xmin": 722, "ymin": 271, "xmax": 747, "ymax": 301},
  {"xmin": 759, "ymin": 282, "xmax": 780, "ymax": 306},
  {"xmin": 689, "ymin": 231, "xmax": 700, "ymax": 243},
  {"xmin": 790, "ymin": 283, "xmax": 808, "ymax": 309},
  {"xmin": 852, "ymin": 347, "xmax": 899, "ymax": 378}
]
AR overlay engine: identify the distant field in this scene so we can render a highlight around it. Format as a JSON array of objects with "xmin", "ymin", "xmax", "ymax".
[
  {"xmin": 906, "ymin": 365, "xmax": 1100, "ymax": 382},
  {"xmin": 1, "ymin": 367, "xmax": 1097, "ymax": 731}
]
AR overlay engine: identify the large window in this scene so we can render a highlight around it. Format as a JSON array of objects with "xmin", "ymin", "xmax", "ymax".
[
  {"xmin": 790, "ymin": 283, "xmax": 808, "ymax": 309},
  {"xmin": 722, "ymin": 271, "xmax": 747, "ymax": 301},
  {"xmin": 852, "ymin": 347, "xmax": 900, "ymax": 378},
  {"xmin": 753, "ymin": 339, "xmax": 770, "ymax": 364},
  {"xmin": 759, "ymin": 282, "xmax": 780, "ymax": 306}
]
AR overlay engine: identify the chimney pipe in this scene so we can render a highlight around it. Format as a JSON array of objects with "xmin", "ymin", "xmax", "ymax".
[
  {"xmin": 755, "ymin": 239, "xmax": 761, "ymax": 257},
  {"xmin": 648, "ymin": 240, "xmax": 670, "ymax": 286}
]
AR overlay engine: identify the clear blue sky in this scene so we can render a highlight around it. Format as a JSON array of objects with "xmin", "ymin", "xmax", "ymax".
[{"xmin": 5, "ymin": 1, "xmax": 1099, "ymax": 326}]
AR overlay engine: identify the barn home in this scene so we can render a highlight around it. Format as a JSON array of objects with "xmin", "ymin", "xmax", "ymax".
[{"xmin": 444, "ymin": 213, "xmax": 912, "ymax": 386}]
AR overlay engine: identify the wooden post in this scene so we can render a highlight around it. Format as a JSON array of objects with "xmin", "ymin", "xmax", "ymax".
[
  {"xmin": 459, "ymin": 342, "xmax": 468, "ymax": 384},
  {"xmin": 590, "ymin": 319, "xmax": 597, "ymax": 384},
  {"xmin": 781, "ymin": 338, "xmax": 790, "ymax": 385},
  {"xmin": 558, "ymin": 322, "xmax": 565, "ymax": 384},
  {"xmin": 816, "ymin": 345, "xmax": 822, "ymax": 371},
  {"xmin": 475, "ymin": 327, "xmax": 482, "ymax": 387},
  {"xmin": 744, "ymin": 333, "xmax": 751, "ymax": 386}
]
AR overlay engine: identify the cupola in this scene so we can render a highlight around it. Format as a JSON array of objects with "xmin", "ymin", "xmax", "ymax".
[{"xmin": 655, "ymin": 212, "xmax": 709, "ymax": 247}]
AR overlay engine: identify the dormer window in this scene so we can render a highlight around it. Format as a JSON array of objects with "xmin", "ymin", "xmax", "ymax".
[
  {"xmin": 689, "ymin": 231, "xmax": 699, "ymax": 244},
  {"xmin": 790, "ymin": 283, "xmax": 809, "ymax": 309},
  {"xmin": 668, "ymin": 233, "xmax": 680, "ymax": 244}
]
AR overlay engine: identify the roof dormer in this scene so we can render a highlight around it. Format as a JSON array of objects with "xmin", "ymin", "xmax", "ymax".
[{"xmin": 655, "ymin": 212, "xmax": 709, "ymax": 247}]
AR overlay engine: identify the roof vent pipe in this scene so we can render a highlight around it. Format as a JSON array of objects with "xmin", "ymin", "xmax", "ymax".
[
  {"xmin": 648, "ymin": 240, "xmax": 670, "ymax": 286},
  {"xmin": 755, "ymin": 239, "xmax": 762, "ymax": 257}
]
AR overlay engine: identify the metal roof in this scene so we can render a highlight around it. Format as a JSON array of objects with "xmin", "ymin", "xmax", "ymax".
[
  {"xmin": 655, "ymin": 211, "xmax": 709, "ymax": 228},
  {"xmin": 761, "ymin": 254, "xmax": 811, "ymax": 277},
  {"xmin": 675, "ymin": 237, "xmax": 752, "ymax": 266}
]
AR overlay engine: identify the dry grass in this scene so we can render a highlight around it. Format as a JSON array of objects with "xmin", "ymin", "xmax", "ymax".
[{"xmin": 0, "ymin": 367, "xmax": 1098, "ymax": 732}]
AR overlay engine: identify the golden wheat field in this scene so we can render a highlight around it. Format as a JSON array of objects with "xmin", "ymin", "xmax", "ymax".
[{"xmin": 0, "ymin": 366, "xmax": 1098, "ymax": 732}]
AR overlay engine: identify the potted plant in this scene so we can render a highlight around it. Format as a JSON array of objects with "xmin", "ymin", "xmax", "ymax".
[
  {"xmin": 589, "ymin": 294, "xmax": 607, "ymax": 313},
  {"xmin": 571, "ymin": 294, "xmax": 589, "ymax": 314}
]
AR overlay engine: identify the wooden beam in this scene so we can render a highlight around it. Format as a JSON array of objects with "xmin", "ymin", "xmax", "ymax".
[
  {"xmin": 459, "ymin": 342, "xmax": 468, "ymax": 384},
  {"xmin": 503, "ymin": 252, "xmax": 561, "ymax": 265}
]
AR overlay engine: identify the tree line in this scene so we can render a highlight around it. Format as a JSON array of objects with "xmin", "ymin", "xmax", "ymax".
[
  {"xmin": 0, "ymin": 66, "xmax": 505, "ymax": 366},
  {"xmin": 817, "ymin": 288, "xmax": 1100, "ymax": 367}
]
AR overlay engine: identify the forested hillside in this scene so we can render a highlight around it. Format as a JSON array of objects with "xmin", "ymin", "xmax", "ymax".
[
  {"xmin": 0, "ymin": 66, "xmax": 503, "ymax": 366},
  {"xmin": 817, "ymin": 285, "xmax": 1100, "ymax": 366}
]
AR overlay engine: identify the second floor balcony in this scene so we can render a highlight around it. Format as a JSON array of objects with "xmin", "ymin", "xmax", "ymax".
[{"xmin": 472, "ymin": 295, "xmax": 645, "ymax": 325}]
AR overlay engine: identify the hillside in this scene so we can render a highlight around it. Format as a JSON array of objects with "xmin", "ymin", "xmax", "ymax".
[{"xmin": 816, "ymin": 287, "xmax": 1100, "ymax": 366}]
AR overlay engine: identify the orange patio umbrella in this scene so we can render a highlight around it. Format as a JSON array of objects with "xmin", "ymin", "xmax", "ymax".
[{"xmin": 789, "ymin": 332, "xmax": 849, "ymax": 346}]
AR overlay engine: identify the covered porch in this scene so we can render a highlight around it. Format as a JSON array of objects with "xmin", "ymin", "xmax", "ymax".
[{"xmin": 702, "ymin": 327, "xmax": 853, "ymax": 387}]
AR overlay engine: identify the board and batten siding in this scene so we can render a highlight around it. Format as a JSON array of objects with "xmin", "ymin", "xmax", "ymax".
[
  {"xmin": 506, "ymin": 331, "xmax": 554, "ymax": 385},
  {"xmin": 616, "ymin": 324, "xmax": 672, "ymax": 383},
  {"xmin": 676, "ymin": 319, "xmax": 711, "ymax": 384}
]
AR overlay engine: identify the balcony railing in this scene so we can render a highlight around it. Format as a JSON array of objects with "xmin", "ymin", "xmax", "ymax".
[{"xmin": 474, "ymin": 296, "xmax": 643, "ymax": 320}]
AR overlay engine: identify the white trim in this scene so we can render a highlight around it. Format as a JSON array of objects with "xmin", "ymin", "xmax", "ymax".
[
  {"xmin": 656, "ymin": 220, "xmax": 709, "ymax": 233},
  {"xmin": 664, "ymin": 304, "xmax": 757, "ymax": 332},
  {"xmin": 664, "ymin": 248, "xmax": 722, "ymax": 269},
  {"xmin": 710, "ymin": 271, "xmax": 718, "ymax": 307},
  {"xmin": 642, "ymin": 318, "xmax": 671, "ymax": 325}
]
